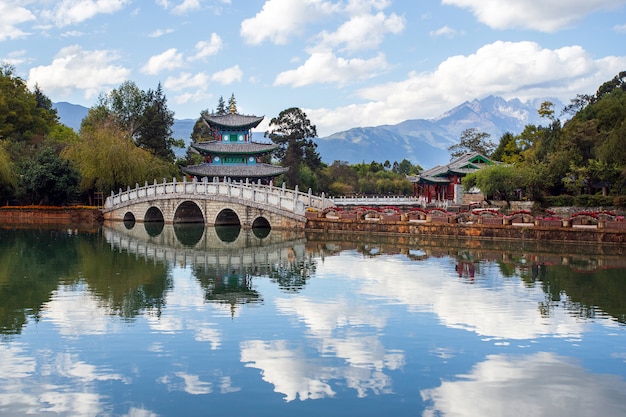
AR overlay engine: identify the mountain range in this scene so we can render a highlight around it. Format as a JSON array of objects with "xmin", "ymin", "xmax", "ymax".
[{"xmin": 53, "ymin": 95, "xmax": 560, "ymax": 168}]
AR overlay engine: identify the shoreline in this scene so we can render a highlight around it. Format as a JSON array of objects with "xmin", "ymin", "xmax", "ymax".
[{"xmin": 1, "ymin": 206, "xmax": 625, "ymax": 246}]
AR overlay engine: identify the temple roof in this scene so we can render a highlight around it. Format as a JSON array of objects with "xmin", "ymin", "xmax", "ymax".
[
  {"xmin": 192, "ymin": 141, "xmax": 278, "ymax": 155},
  {"xmin": 182, "ymin": 163, "xmax": 288, "ymax": 179},
  {"xmin": 410, "ymin": 152, "xmax": 495, "ymax": 184},
  {"xmin": 204, "ymin": 113, "xmax": 264, "ymax": 130}
]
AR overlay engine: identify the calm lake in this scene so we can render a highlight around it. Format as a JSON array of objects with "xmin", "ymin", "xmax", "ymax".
[{"xmin": 1, "ymin": 223, "xmax": 626, "ymax": 417}]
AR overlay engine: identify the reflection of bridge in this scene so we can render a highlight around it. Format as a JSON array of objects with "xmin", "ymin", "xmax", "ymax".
[
  {"xmin": 103, "ymin": 178, "xmax": 333, "ymax": 229},
  {"xmin": 103, "ymin": 221, "xmax": 313, "ymax": 272}
]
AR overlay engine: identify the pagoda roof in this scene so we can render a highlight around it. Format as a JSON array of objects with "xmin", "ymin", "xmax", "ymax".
[
  {"xmin": 410, "ymin": 152, "xmax": 495, "ymax": 184},
  {"xmin": 204, "ymin": 113, "xmax": 264, "ymax": 130},
  {"xmin": 182, "ymin": 163, "xmax": 288, "ymax": 179},
  {"xmin": 192, "ymin": 141, "xmax": 278, "ymax": 155}
]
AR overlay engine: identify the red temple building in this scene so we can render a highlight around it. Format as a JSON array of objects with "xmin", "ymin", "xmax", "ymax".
[{"xmin": 408, "ymin": 152, "xmax": 494, "ymax": 205}]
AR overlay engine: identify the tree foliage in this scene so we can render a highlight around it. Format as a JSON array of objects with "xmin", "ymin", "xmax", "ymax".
[
  {"xmin": 265, "ymin": 107, "xmax": 321, "ymax": 189},
  {"xmin": 448, "ymin": 128, "xmax": 495, "ymax": 158},
  {"xmin": 19, "ymin": 147, "xmax": 80, "ymax": 205},
  {"xmin": 63, "ymin": 123, "xmax": 177, "ymax": 196},
  {"xmin": 88, "ymin": 81, "xmax": 179, "ymax": 161}
]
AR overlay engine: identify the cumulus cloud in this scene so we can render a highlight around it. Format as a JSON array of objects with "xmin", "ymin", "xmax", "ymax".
[
  {"xmin": 308, "ymin": 41, "xmax": 626, "ymax": 136},
  {"xmin": 0, "ymin": 2, "xmax": 35, "ymax": 40},
  {"xmin": 315, "ymin": 11, "xmax": 405, "ymax": 52},
  {"xmin": 41, "ymin": 0, "xmax": 131, "ymax": 27},
  {"xmin": 240, "ymin": 0, "xmax": 337, "ymax": 45},
  {"xmin": 274, "ymin": 51, "xmax": 389, "ymax": 87},
  {"xmin": 429, "ymin": 25, "xmax": 463, "ymax": 38},
  {"xmin": 171, "ymin": 0, "xmax": 201, "ymax": 15},
  {"xmin": 211, "ymin": 65, "xmax": 243, "ymax": 84},
  {"xmin": 27, "ymin": 45, "xmax": 130, "ymax": 101},
  {"xmin": 443, "ymin": 0, "xmax": 626, "ymax": 32},
  {"xmin": 189, "ymin": 33, "xmax": 223, "ymax": 61},
  {"xmin": 148, "ymin": 28, "xmax": 174, "ymax": 38},
  {"xmin": 141, "ymin": 48, "xmax": 185, "ymax": 74}
]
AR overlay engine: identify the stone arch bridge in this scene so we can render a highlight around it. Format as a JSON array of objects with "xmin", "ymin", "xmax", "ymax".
[{"xmin": 103, "ymin": 177, "xmax": 333, "ymax": 229}]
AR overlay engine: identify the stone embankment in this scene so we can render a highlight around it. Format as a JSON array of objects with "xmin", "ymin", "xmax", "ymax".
[
  {"xmin": 0, "ymin": 206, "xmax": 102, "ymax": 226},
  {"xmin": 305, "ymin": 207, "xmax": 626, "ymax": 246}
]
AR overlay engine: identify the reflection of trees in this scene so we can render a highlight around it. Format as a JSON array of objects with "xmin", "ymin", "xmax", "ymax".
[
  {"xmin": 537, "ymin": 265, "xmax": 626, "ymax": 323},
  {"xmin": 0, "ymin": 228, "xmax": 80, "ymax": 337},
  {"xmin": 0, "ymin": 228, "xmax": 173, "ymax": 337},
  {"xmin": 306, "ymin": 231, "xmax": 626, "ymax": 324},
  {"xmin": 76, "ymin": 240, "xmax": 172, "ymax": 319},
  {"xmin": 268, "ymin": 256, "xmax": 316, "ymax": 293},
  {"xmin": 193, "ymin": 266, "xmax": 262, "ymax": 313}
]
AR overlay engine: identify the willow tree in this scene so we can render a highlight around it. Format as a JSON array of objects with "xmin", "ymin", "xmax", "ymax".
[{"xmin": 63, "ymin": 122, "xmax": 178, "ymax": 197}]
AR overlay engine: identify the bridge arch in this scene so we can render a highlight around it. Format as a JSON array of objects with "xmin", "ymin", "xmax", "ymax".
[
  {"xmin": 145, "ymin": 206, "xmax": 165, "ymax": 222},
  {"xmin": 215, "ymin": 208, "xmax": 241, "ymax": 226},
  {"xmin": 174, "ymin": 200, "xmax": 205, "ymax": 224}
]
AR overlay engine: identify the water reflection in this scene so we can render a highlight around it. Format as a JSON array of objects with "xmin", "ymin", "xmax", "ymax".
[
  {"xmin": 0, "ymin": 226, "xmax": 625, "ymax": 416},
  {"xmin": 421, "ymin": 352, "xmax": 626, "ymax": 417}
]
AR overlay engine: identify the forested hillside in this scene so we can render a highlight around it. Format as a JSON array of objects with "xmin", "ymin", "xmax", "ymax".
[{"xmin": 464, "ymin": 71, "xmax": 626, "ymax": 207}]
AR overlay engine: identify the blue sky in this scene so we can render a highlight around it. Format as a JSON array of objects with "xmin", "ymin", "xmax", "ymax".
[{"xmin": 2, "ymin": 0, "xmax": 626, "ymax": 136}]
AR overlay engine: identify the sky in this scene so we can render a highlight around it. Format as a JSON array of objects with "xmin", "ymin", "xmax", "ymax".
[{"xmin": 1, "ymin": 0, "xmax": 626, "ymax": 137}]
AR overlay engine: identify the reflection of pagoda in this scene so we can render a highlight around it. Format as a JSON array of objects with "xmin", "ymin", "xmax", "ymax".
[{"xmin": 182, "ymin": 103, "xmax": 288, "ymax": 182}]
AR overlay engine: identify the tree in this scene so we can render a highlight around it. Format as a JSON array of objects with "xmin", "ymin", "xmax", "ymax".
[
  {"xmin": 448, "ymin": 128, "xmax": 495, "ymax": 158},
  {"xmin": 463, "ymin": 164, "xmax": 521, "ymax": 206},
  {"xmin": 136, "ymin": 83, "xmax": 180, "ymax": 161},
  {"xmin": 216, "ymin": 96, "xmax": 227, "ymax": 115},
  {"xmin": 18, "ymin": 147, "xmax": 80, "ymax": 205},
  {"xmin": 265, "ymin": 107, "xmax": 321, "ymax": 189},
  {"xmin": 64, "ymin": 123, "xmax": 177, "ymax": 196},
  {"xmin": 0, "ymin": 141, "xmax": 16, "ymax": 199}
]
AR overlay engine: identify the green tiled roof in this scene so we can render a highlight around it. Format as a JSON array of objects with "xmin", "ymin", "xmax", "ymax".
[
  {"xmin": 204, "ymin": 113, "xmax": 264, "ymax": 130},
  {"xmin": 191, "ymin": 141, "xmax": 278, "ymax": 155},
  {"xmin": 182, "ymin": 163, "xmax": 288, "ymax": 179}
]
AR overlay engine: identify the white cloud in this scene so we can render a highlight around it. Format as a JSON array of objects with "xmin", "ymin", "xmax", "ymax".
[
  {"xmin": 189, "ymin": 33, "xmax": 223, "ymax": 61},
  {"xmin": 429, "ymin": 25, "xmax": 462, "ymax": 38},
  {"xmin": 148, "ymin": 28, "xmax": 174, "ymax": 38},
  {"xmin": 41, "ymin": 0, "xmax": 131, "ymax": 27},
  {"xmin": 27, "ymin": 45, "xmax": 130, "ymax": 100},
  {"xmin": 0, "ymin": 2, "xmax": 35, "ymax": 41},
  {"xmin": 315, "ymin": 11, "xmax": 405, "ymax": 52},
  {"xmin": 211, "ymin": 65, "xmax": 243, "ymax": 85},
  {"xmin": 443, "ymin": 0, "xmax": 626, "ymax": 32},
  {"xmin": 141, "ymin": 48, "xmax": 185, "ymax": 74},
  {"xmin": 614, "ymin": 23, "xmax": 626, "ymax": 33},
  {"xmin": 240, "ymin": 0, "xmax": 337, "ymax": 45},
  {"xmin": 274, "ymin": 51, "xmax": 389, "ymax": 87},
  {"xmin": 422, "ymin": 352, "xmax": 626, "ymax": 417},
  {"xmin": 164, "ymin": 71, "xmax": 211, "ymax": 91},
  {"xmin": 171, "ymin": 0, "xmax": 201, "ymax": 15},
  {"xmin": 308, "ymin": 41, "xmax": 626, "ymax": 136}
]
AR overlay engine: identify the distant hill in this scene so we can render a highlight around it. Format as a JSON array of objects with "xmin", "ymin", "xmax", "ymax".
[
  {"xmin": 55, "ymin": 95, "xmax": 561, "ymax": 167},
  {"xmin": 53, "ymin": 102, "xmax": 197, "ymax": 158},
  {"xmin": 315, "ymin": 95, "xmax": 562, "ymax": 168},
  {"xmin": 53, "ymin": 102, "xmax": 89, "ymax": 131}
]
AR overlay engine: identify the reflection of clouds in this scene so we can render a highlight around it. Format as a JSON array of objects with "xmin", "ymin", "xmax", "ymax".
[
  {"xmin": 42, "ymin": 284, "xmax": 120, "ymax": 336},
  {"xmin": 276, "ymin": 296, "xmax": 387, "ymax": 338},
  {"xmin": 421, "ymin": 352, "xmax": 626, "ymax": 417},
  {"xmin": 319, "ymin": 254, "xmax": 586, "ymax": 340},
  {"xmin": 241, "ymin": 340, "xmax": 335, "ymax": 402},
  {"xmin": 275, "ymin": 296, "xmax": 403, "ymax": 371},
  {"xmin": 241, "ymin": 339, "xmax": 398, "ymax": 402},
  {"xmin": 122, "ymin": 407, "xmax": 159, "ymax": 417},
  {"xmin": 147, "ymin": 267, "xmax": 222, "ymax": 349},
  {"xmin": 0, "ymin": 344, "xmax": 125, "ymax": 416},
  {"xmin": 175, "ymin": 372, "xmax": 212, "ymax": 395}
]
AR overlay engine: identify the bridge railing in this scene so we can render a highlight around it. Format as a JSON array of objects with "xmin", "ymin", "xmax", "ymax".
[
  {"xmin": 104, "ymin": 177, "xmax": 334, "ymax": 215},
  {"xmin": 331, "ymin": 195, "xmax": 429, "ymax": 207}
]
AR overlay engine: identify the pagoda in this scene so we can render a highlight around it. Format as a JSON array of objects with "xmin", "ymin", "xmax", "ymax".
[{"xmin": 182, "ymin": 104, "xmax": 288, "ymax": 182}]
